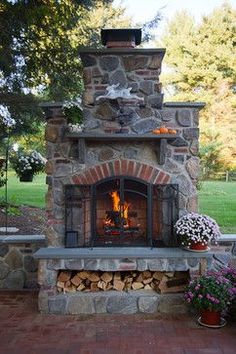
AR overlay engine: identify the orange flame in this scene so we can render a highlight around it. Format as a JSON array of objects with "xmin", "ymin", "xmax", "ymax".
[
  {"xmin": 123, "ymin": 202, "xmax": 130, "ymax": 220},
  {"xmin": 110, "ymin": 191, "xmax": 130, "ymax": 223},
  {"xmin": 110, "ymin": 191, "xmax": 120, "ymax": 212}
]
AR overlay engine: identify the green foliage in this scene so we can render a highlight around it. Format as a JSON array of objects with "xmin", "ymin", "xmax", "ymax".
[
  {"xmin": 63, "ymin": 98, "xmax": 83, "ymax": 125},
  {"xmin": 63, "ymin": 106, "xmax": 83, "ymax": 125},
  {"xmin": 199, "ymin": 181, "xmax": 236, "ymax": 233},
  {"xmin": 0, "ymin": 0, "xmax": 131, "ymax": 149},
  {"xmin": 0, "ymin": 173, "xmax": 5, "ymax": 187},
  {"xmin": 199, "ymin": 140, "xmax": 223, "ymax": 179},
  {"xmin": 161, "ymin": 3, "xmax": 236, "ymax": 169},
  {"xmin": 0, "ymin": 172, "xmax": 46, "ymax": 208},
  {"xmin": 12, "ymin": 125, "xmax": 46, "ymax": 155},
  {"xmin": 0, "ymin": 93, "xmax": 43, "ymax": 140},
  {"xmin": 0, "ymin": 0, "xmax": 130, "ymax": 101},
  {"xmin": 0, "ymin": 200, "xmax": 21, "ymax": 216},
  {"xmin": 0, "ymin": 158, "xmax": 5, "ymax": 187},
  {"xmin": 184, "ymin": 273, "xmax": 234, "ymax": 311}
]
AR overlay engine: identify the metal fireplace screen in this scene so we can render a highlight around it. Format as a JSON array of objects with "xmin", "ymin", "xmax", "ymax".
[{"xmin": 65, "ymin": 177, "xmax": 179, "ymax": 248}]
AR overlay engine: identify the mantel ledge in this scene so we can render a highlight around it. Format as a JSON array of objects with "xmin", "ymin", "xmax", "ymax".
[{"xmin": 64, "ymin": 132, "xmax": 178, "ymax": 141}]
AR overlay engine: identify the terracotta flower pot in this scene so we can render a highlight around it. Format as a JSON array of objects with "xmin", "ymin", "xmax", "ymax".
[
  {"xmin": 190, "ymin": 242, "xmax": 208, "ymax": 251},
  {"xmin": 201, "ymin": 309, "xmax": 221, "ymax": 326}
]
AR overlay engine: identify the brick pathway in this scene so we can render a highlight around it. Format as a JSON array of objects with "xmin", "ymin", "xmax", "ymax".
[{"xmin": 0, "ymin": 291, "xmax": 235, "ymax": 354}]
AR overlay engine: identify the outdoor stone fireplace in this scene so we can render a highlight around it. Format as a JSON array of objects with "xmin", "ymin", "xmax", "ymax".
[{"xmin": 35, "ymin": 28, "xmax": 205, "ymax": 314}]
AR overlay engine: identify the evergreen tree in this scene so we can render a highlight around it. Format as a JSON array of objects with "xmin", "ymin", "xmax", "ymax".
[{"xmin": 161, "ymin": 2, "xmax": 236, "ymax": 170}]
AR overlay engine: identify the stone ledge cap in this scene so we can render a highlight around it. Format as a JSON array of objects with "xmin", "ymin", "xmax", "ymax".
[
  {"xmin": 164, "ymin": 102, "xmax": 206, "ymax": 109},
  {"xmin": 39, "ymin": 102, "xmax": 63, "ymax": 108},
  {"xmin": 0, "ymin": 234, "xmax": 46, "ymax": 244},
  {"xmin": 78, "ymin": 48, "xmax": 166, "ymax": 56}
]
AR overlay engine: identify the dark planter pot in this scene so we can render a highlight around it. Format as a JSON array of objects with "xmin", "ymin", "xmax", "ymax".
[{"xmin": 19, "ymin": 173, "xmax": 34, "ymax": 182}]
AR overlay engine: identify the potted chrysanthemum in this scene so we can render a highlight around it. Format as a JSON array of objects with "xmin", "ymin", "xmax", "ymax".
[
  {"xmin": 174, "ymin": 212, "xmax": 220, "ymax": 251},
  {"xmin": 184, "ymin": 272, "xmax": 234, "ymax": 327},
  {"xmin": 220, "ymin": 267, "xmax": 236, "ymax": 321}
]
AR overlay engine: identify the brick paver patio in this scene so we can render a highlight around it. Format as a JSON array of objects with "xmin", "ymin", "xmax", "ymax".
[{"xmin": 0, "ymin": 291, "xmax": 235, "ymax": 354}]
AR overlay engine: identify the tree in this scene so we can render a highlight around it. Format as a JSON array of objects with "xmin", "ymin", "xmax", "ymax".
[
  {"xmin": 0, "ymin": 0, "xmax": 161, "ymax": 148},
  {"xmin": 0, "ymin": 0, "xmax": 130, "ymax": 143},
  {"xmin": 0, "ymin": 0, "xmax": 129, "ymax": 101},
  {"xmin": 161, "ymin": 2, "xmax": 236, "ymax": 170}
]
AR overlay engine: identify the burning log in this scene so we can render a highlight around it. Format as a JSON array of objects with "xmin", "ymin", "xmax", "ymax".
[{"xmin": 103, "ymin": 190, "xmax": 140, "ymax": 237}]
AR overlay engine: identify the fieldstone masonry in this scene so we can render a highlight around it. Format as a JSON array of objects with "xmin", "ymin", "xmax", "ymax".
[
  {"xmin": 38, "ymin": 44, "xmax": 205, "ymax": 314},
  {"xmin": 0, "ymin": 238, "xmax": 44, "ymax": 289}
]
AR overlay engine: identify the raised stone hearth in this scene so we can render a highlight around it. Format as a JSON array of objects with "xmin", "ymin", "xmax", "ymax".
[{"xmin": 37, "ymin": 28, "xmax": 206, "ymax": 314}]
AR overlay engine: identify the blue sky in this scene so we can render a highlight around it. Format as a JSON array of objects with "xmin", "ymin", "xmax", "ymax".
[{"xmin": 114, "ymin": 0, "xmax": 236, "ymax": 35}]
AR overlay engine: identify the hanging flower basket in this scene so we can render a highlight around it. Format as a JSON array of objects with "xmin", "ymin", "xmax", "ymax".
[
  {"xmin": 10, "ymin": 149, "xmax": 46, "ymax": 182},
  {"xmin": 19, "ymin": 172, "xmax": 34, "ymax": 182}
]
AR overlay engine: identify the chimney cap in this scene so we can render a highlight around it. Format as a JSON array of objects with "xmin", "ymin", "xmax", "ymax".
[{"xmin": 101, "ymin": 28, "xmax": 142, "ymax": 47}]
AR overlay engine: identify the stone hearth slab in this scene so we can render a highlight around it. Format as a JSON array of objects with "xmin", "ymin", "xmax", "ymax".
[
  {"xmin": 34, "ymin": 247, "xmax": 230, "ymax": 272},
  {"xmin": 34, "ymin": 247, "xmax": 226, "ymax": 259}
]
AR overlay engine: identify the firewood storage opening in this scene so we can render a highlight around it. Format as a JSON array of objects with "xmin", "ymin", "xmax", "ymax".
[
  {"xmin": 65, "ymin": 177, "xmax": 179, "ymax": 248},
  {"xmin": 57, "ymin": 270, "xmax": 190, "ymax": 293}
]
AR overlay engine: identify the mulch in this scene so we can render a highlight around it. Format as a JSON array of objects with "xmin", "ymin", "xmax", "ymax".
[{"xmin": 0, "ymin": 205, "xmax": 46, "ymax": 235}]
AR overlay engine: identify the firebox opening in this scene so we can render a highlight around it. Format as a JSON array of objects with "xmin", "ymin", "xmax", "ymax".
[
  {"xmin": 65, "ymin": 177, "xmax": 179, "ymax": 248},
  {"xmin": 92, "ymin": 177, "xmax": 150, "ymax": 247}
]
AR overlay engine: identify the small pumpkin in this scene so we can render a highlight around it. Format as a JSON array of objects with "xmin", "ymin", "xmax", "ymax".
[
  {"xmin": 159, "ymin": 126, "xmax": 169, "ymax": 134},
  {"xmin": 152, "ymin": 129, "xmax": 161, "ymax": 134},
  {"xmin": 168, "ymin": 129, "xmax": 177, "ymax": 134}
]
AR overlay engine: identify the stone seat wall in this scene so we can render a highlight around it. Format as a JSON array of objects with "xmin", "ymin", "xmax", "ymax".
[{"xmin": 0, "ymin": 235, "xmax": 45, "ymax": 289}]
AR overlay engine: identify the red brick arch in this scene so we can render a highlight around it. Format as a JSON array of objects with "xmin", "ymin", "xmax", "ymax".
[{"xmin": 72, "ymin": 159, "xmax": 170, "ymax": 185}]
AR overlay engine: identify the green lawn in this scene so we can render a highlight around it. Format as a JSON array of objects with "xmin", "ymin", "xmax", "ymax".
[
  {"xmin": 199, "ymin": 181, "xmax": 236, "ymax": 234},
  {"xmin": 0, "ymin": 175, "xmax": 236, "ymax": 233},
  {"xmin": 0, "ymin": 172, "xmax": 46, "ymax": 208}
]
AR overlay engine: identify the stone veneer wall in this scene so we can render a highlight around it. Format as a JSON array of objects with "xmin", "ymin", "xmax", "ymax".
[
  {"xmin": 43, "ymin": 48, "xmax": 204, "ymax": 248},
  {"xmin": 0, "ymin": 238, "xmax": 45, "ymax": 289}
]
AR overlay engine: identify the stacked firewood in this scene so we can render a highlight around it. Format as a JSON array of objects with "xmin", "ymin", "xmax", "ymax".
[{"xmin": 57, "ymin": 270, "xmax": 190, "ymax": 294}]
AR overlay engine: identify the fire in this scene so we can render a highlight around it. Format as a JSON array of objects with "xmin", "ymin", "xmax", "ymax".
[
  {"xmin": 103, "ymin": 189, "xmax": 139, "ymax": 237},
  {"xmin": 110, "ymin": 191, "xmax": 130, "ymax": 222},
  {"xmin": 103, "ymin": 190, "xmax": 139, "ymax": 236},
  {"xmin": 110, "ymin": 191, "xmax": 120, "ymax": 212}
]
